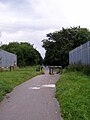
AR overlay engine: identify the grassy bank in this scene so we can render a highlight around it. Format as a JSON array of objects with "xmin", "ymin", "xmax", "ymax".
[
  {"xmin": 56, "ymin": 71, "xmax": 90, "ymax": 120},
  {"xmin": 0, "ymin": 66, "xmax": 42, "ymax": 102}
]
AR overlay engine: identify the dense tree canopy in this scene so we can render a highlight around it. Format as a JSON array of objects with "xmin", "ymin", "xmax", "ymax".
[
  {"xmin": 42, "ymin": 26, "xmax": 90, "ymax": 67},
  {"xmin": 0, "ymin": 42, "xmax": 42, "ymax": 67}
]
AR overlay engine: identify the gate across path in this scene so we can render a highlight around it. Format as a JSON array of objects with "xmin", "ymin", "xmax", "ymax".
[{"xmin": 48, "ymin": 66, "xmax": 62, "ymax": 75}]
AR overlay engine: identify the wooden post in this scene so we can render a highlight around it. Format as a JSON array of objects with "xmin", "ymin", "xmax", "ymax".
[
  {"xmin": 10, "ymin": 66, "xmax": 11, "ymax": 71},
  {"xmin": 51, "ymin": 67, "xmax": 54, "ymax": 74},
  {"xmin": 49, "ymin": 67, "xmax": 51, "ymax": 74}
]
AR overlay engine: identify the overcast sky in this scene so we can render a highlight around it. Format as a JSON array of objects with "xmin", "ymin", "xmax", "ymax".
[{"xmin": 0, "ymin": 0, "xmax": 90, "ymax": 58}]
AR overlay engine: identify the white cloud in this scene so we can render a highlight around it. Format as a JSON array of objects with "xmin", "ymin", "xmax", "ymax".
[{"xmin": 0, "ymin": 0, "xmax": 90, "ymax": 58}]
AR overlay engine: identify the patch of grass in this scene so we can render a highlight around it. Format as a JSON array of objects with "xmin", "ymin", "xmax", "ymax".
[
  {"xmin": 0, "ymin": 66, "xmax": 42, "ymax": 102},
  {"xmin": 56, "ymin": 71, "xmax": 90, "ymax": 120},
  {"xmin": 68, "ymin": 64, "xmax": 90, "ymax": 75}
]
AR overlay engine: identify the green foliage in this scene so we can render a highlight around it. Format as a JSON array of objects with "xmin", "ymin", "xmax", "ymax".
[
  {"xmin": 0, "ymin": 42, "xmax": 43, "ymax": 67},
  {"xmin": 68, "ymin": 64, "xmax": 90, "ymax": 75},
  {"xmin": 0, "ymin": 66, "xmax": 42, "ymax": 102},
  {"xmin": 56, "ymin": 71, "xmax": 90, "ymax": 120},
  {"xmin": 42, "ymin": 26, "xmax": 90, "ymax": 67}
]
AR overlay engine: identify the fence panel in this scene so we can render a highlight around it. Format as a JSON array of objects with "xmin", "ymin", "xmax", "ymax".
[
  {"xmin": 69, "ymin": 41, "xmax": 90, "ymax": 65},
  {"xmin": 0, "ymin": 50, "xmax": 17, "ymax": 68}
]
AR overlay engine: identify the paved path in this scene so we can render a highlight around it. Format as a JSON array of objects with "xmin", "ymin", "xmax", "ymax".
[{"xmin": 0, "ymin": 71, "xmax": 62, "ymax": 120}]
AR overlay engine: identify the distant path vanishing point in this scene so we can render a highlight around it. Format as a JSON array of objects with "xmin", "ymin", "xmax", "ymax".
[{"xmin": 0, "ymin": 70, "xmax": 63, "ymax": 120}]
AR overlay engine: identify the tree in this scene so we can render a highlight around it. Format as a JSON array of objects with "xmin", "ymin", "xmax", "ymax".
[
  {"xmin": 0, "ymin": 42, "xmax": 43, "ymax": 67},
  {"xmin": 42, "ymin": 26, "xmax": 90, "ymax": 67}
]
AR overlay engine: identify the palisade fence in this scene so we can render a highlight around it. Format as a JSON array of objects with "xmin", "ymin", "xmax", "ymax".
[{"xmin": 69, "ymin": 41, "xmax": 90, "ymax": 65}]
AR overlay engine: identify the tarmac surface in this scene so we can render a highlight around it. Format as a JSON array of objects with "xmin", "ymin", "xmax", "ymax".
[{"xmin": 0, "ymin": 70, "xmax": 62, "ymax": 120}]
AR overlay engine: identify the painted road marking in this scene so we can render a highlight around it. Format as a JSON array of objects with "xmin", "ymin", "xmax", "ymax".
[
  {"xmin": 28, "ymin": 87, "xmax": 40, "ymax": 90},
  {"xmin": 41, "ymin": 84, "xmax": 55, "ymax": 88},
  {"xmin": 28, "ymin": 84, "xmax": 55, "ymax": 90}
]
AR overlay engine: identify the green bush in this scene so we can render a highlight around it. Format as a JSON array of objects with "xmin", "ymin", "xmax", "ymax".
[{"xmin": 68, "ymin": 64, "xmax": 90, "ymax": 75}]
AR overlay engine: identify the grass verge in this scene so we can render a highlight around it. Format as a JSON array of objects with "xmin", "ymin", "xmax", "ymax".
[
  {"xmin": 55, "ymin": 71, "xmax": 90, "ymax": 120},
  {"xmin": 0, "ymin": 66, "xmax": 42, "ymax": 102}
]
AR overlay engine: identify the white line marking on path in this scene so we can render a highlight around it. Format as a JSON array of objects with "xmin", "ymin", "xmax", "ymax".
[
  {"xmin": 28, "ymin": 84, "xmax": 55, "ymax": 90},
  {"xmin": 41, "ymin": 84, "xmax": 55, "ymax": 88},
  {"xmin": 28, "ymin": 87, "xmax": 40, "ymax": 90}
]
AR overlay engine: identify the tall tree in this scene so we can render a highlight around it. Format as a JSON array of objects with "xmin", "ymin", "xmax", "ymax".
[{"xmin": 42, "ymin": 26, "xmax": 90, "ymax": 67}]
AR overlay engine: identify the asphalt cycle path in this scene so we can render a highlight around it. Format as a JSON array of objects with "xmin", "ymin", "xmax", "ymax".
[{"xmin": 0, "ymin": 70, "xmax": 63, "ymax": 120}]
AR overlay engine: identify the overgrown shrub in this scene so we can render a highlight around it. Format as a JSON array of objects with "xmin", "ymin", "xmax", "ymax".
[{"xmin": 68, "ymin": 64, "xmax": 90, "ymax": 75}]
